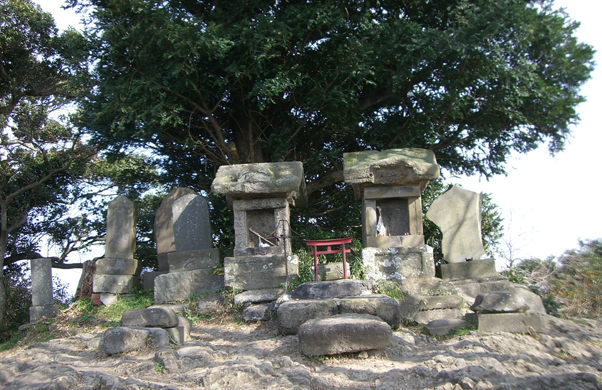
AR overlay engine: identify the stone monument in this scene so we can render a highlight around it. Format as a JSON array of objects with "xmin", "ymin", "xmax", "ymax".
[
  {"xmin": 211, "ymin": 162, "xmax": 305, "ymax": 290},
  {"xmin": 29, "ymin": 258, "xmax": 59, "ymax": 323}
]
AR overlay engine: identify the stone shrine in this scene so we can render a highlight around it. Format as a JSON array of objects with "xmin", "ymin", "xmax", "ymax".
[{"xmin": 211, "ymin": 162, "xmax": 305, "ymax": 290}]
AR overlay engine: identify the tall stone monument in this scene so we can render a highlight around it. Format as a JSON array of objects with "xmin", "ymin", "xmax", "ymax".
[
  {"xmin": 211, "ymin": 162, "xmax": 305, "ymax": 291},
  {"xmin": 29, "ymin": 258, "xmax": 59, "ymax": 323},
  {"xmin": 93, "ymin": 196, "xmax": 139, "ymax": 302}
]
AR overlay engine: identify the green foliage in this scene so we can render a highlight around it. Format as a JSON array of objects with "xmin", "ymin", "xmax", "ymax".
[
  {"xmin": 154, "ymin": 363, "xmax": 167, "ymax": 374},
  {"xmin": 0, "ymin": 263, "xmax": 31, "ymax": 342},
  {"xmin": 70, "ymin": 289, "xmax": 154, "ymax": 327},
  {"xmin": 373, "ymin": 281, "xmax": 407, "ymax": 300}
]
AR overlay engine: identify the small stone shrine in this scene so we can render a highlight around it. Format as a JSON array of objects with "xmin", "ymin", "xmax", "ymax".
[
  {"xmin": 153, "ymin": 193, "xmax": 223, "ymax": 304},
  {"xmin": 344, "ymin": 149, "xmax": 440, "ymax": 283},
  {"xmin": 29, "ymin": 258, "xmax": 59, "ymax": 323},
  {"xmin": 211, "ymin": 162, "xmax": 305, "ymax": 290},
  {"xmin": 93, "ymin": 196, "xmax": 139, "ymax": 304}
]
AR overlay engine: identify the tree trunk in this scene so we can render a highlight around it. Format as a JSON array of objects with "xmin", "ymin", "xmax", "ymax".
[{"xmin": 75, "ymin": 260, "xmax": 96, "ymax": 300}]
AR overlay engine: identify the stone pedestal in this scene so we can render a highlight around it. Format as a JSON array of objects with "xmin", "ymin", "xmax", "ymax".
[
  {"xmin": 439, "ymin": 259, "xmax": 497, "ymax": 280},
  {"xmin": 363, "ymin": 246, "xmax": 436, "ymax": 283},
  {"xmin": 224, "ymin": 255, "xmax": 299, "ymax": 290}
]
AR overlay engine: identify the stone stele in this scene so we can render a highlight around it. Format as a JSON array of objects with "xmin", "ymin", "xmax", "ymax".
[
  {"xmin": 105, "ymin": 196, "xmax": 137, "ymax": 259},
  {"xmin": 211, "ymin": 162, "xmax": 306, "ymax": 205},
  {"xmin": 154, "ymin": 187, "xmax": 196, "ymax": 254},
  {"xmin": 172, "ymin": 194, "xmax": 213, "ymax": 253},
  {"xmin": 343, "ymin": 148, "xmax": 440, "ymax": 189},
  {"xmin": 426, "ymin": 185, "xmax": 485, "ymax": 263}
]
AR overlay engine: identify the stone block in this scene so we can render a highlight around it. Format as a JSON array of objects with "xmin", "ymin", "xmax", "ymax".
[
  {"xmin": 439, "ymin": 259, "xmax": 497, "ymax": 280},
  {"xmin": 166, "ymin": 316, "xmax": 192, "ymax": 344},
  {"xmin": 99, "ymin": 293, "xmax": 119, "ymax": 306},
  {"xmin": 172, "ymin": 194, "xmax": 212, "ymax": 252},
  {"xmin": 29, "ymin": 304, "xmax": 59, "ymax": 323},
  {"xmin": 121, "ymin": 307, "xmax": 179, "ymax": 328},
  {"xmin": 30, "ymin": 258, "xmax": 53, "ymax": 306},
  {"xmin": 157, "ymin": 252, "xmax": 170, "ymax": 272},
  {"xmin": 414, "ymin": 309, "xmax": 461, "ymax": 324},
  {"xmin": 141, "ymin": 271, "xmax": 167, "ymax": 291},
  {"xmin": 470, "ymin": 292, "xmax": 530, "ymax": 313},
  {"xmin": 101, "ymin": 327, "xmax": 169, "ymax": 355},
  {"xmin": 93, "ymin": 274, "xmax": 137, "ymax": 294},
  {"xmin": 311, "ymin": 262, "xmax": 349, "ymax": 281},
  {"xmin": 155, "ymin": 187, "xmax": 196, "ymax": 254},
  {"xmin": 426, "ymin": 186, "xmax": 485, "ymax": 263},
  {"xmin": 96, "ymin": 258, "xmax": 140, "ymax": 275},
  {"xmin": 399, "ymin": 295, "xmax": 464, "ymax": 322},
  {"xmin": 277, "ymin": 300, "xmax": 340, "ymax": 335},
  {"xmin": 242, "ymin": 304, "xmax": 273, "ymax": 322},
  {"xmin": 338, "ymin": 295, "xmax": 400, "ymax": 329},
  {"xmin": 468, "ymin": 313, "xmax": 548, "ymax": 333},
  {"xmin": 154, "ymin": 269, "xmax": 224, "ymax": 304},
  {"xmin": 298, "ymin": 314, "xmax": 392, "ymax": 356},
  {"xmin": 398, "ymin": 277, "xmax": 458, "ymax": 296},
  {"xmin": 167, "ymin": 248, "xmax": 220, "ymax": 272},
  {"xmin": 291, "ymin": 280, "xmax": 372, "ymax": 300},
  {"xmin": 105, "ymin": 196, "xmax": 137, "ymax": 259},
  {"xmin": 234, "ymin": 289, "xmax": 283, "ymax": 305},
  {"xmin": 453, "ymin": 279, "xmax": 515, "ymax": 306},
  {"xmin": 148, "ymin": 304, "xmax": 188, "ymax": 315},
  {"xmin": 365, "ymin": 235, "xmax": 425, "ymax": 249},
  {"xmin": 425, "ymin": 319, "xmax": 471, "ymax": 336},
  {"xmin": 363, "ymin": 246, "xmax": 435, "ymax": 283},
  {"xmin": 513, "ymin": 284, "xmax": 547, "ymax": 315},
  {"xmin": 224, "ymin": 255, "xmax": 298, "ymax": 290}
]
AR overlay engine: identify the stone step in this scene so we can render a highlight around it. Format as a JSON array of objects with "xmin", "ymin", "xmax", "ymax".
[
  {"xmin": 399, "ymin": 294, "xmax": 465, "ymax": 324},
  {"xmin": 290, "ymin": 279, "xmax": 372, "ymax": 300},
  {"xmin": 102, "ymin": 327, "xmax": 169, "ymax": 355},
  {"xmin": 466, "ymin": 312, "xmax": 549, "ymax": 333},
  {"xmin": 121, "ymin": 307, "xmax": 179, "ymax": 328},
  {"xmin": 425, "ymin": 318, "xmax": 471, "ymax": 336}
]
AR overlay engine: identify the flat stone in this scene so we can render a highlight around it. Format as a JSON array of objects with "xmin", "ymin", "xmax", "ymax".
[
  {"xmin": 30, "ymin": 258, "xmax": 53, "ymax": 306},
  {"xmin": 141, "ymin": 271, "xmax": 167, "ymax": 291},
  {"xmin": 167, "ymin": 248, "xmax": 220, "ymax": 272},
  {"xmin": 242, "ymin": 304, "xmax": 273, "ymax": 322},
  {"xmin": 234, "ymin": 289, "xmax": 283, "ymax": 305},
  {"xmin": 414, "ymin": 309, "xmax": 462, "ymax": 324},
  {"xmin": 172, "ymin": 194, "xmax": 213, "ymax": 252},
  {"xmin": 291, "ymin": 280, "xmax": 372, "ymax": 300},
  {"xmin": 452, "ymin": 278, "xmax": 515, "ymax": 306},
  {"xmin": 426, "ymin": 186, "xmax": 485, "ymax": 263},
  {"xmin": 277, "ymin": 299, "xmax": 340, "ymax": 335},
  {"xmin": 425, "ymin": 319, "xmax": 471, "ymax": 336},
  {"xmin": 343, "ymin": 148, "xmax": 440, "ymax": 187},
  {"xmin": 470, "ymin": 292, "xmax": 530, "ymax": 313},
  {"xmin": 298, "ymin": 314, "xmax": 392, "ymax": 356},
  {"xmin": 155, "ymin": 187, "xmax": 196, "ymax": 254},
  {"xmin": 311, "ymin": 262, "xmax": 349, "ymax": 281},
  {"xmin": 398, "ymin": 276, "xmax": 458, "ymax": 296},
  {"xmin": 211, "ymin": 162, "xmax": 306, "ymax": 205},
  {"xmin": 29, "ymin": 304, "xmax": 59, "ymax": 323},
  {"xmin": 101, "ymin": 327, "xmax": 169, "ymax": 355},
  {"xmin": 439, "ymin": 259, "xmax": 497, "ymax": 280},
  {"xmin": 121, "ymin": 307, "xmax": 179, "ymax": 328},
  {"xmin": 362, "ymin": 246, "xmax": 436, "ymax": 283},
  {"xmin": 224, "ymin": 255, "xmax": 298, "ymax": 290},
  {"xmin": 93, "ymin": 274, "xmax": 137, "ymax": 294},
  {"xmin": 399, "ymin": 295, "xmax": 464, "ymax": 322},
  {"xmin": 337, "ymin": 295, "xmax": 400, "ymax": 329},
  {"xmin": 154, "ymin": 269, "xmax": 224, "ymax": 304},
  {"xmin": 467, "ymin": 312, "xmax": 548, "ymax": 333},
  {"xmin": 105, "ymin": 196, "xmax": 137, "ymax": 259},
  {"xmin": 96, "ymin": 258, "xmax": 140, "ymax": 275},
  {"xmin": 148, "ymin": 304, "xmax": 188, "ymax": 315},
  {"xmin": 166, "ymin": 316, "xmax": 192, "ymax": 344}
]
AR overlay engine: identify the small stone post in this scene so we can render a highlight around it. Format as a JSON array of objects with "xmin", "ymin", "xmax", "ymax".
[{"xmin": 29, "ymin": 258, "xmax": 59, "ymax": 323}]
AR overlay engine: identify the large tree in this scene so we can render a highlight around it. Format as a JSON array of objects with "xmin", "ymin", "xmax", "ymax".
[{"xmin": 71, "ymin": 0, "xmax": 593, "ymax": 234}]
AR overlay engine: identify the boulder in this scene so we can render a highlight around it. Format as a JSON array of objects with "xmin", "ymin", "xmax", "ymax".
[
  {"xmin": 470, "ymin": 292, "xmax": 530, "ymax": 313},
  {"xmin": 121, "ymin": 307, "xmax": 179, "ymax": 328},
  {"xmin": 242, "ymin": 304, "xmax": 273, "ymax": 322},
  {"xmin": 277, "ymin": 300, "xmax": 339, "ymax": 335},
  {"xmin": 298, "ymin": 314, "xmax": 392, "ymax": 356},
  {"xmin": 101, "ymin": 327, "xmax": 169, "ymax": 355},
  {"xmin": 290, "ymin": 280, "xmax": 372, "ymax": 300}
]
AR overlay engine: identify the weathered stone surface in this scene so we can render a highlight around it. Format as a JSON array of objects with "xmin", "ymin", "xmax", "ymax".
[
  {"xmin": 194, "ymin": 293, "xmax": 225, "ymax": 315},
  {"xmin": 155, "ymin": 187, "xmax": 196, "ymax": 254},
  {"xmin": 298, "ymin": 314, "xmax": 392, "ymax": 356},
  {"xmin": 425, "ymin": 318, "xmax": 471, "ymax": 336},
  {"xmin": 155, "ymin": 348, "xmax": 180, "ymax": 373},
  {"xmin": 167, "ymin": 248, "xmax": 220, "ymax": 272},
  {"xmin": 426, "ymin": 186, "xmax": 485, "ymax": 263},
  {"xmin": 157, "ymin": 252, "xmax": 169, "ymax": 272},
  {"xmin": 277, "ymin": 300, "xmax": 340, "ymax": 335},
  {"xmin": 470, "ymin": 292, "xmax": 530, "ymax": 313},
  {"xmin": 399, "ymin": 295, "xmax": 465, "ymax": 322},
  {"xmin": 343, "ymin": 148, "xmax": 440, "ymax": 187},
  {"xmin": 468, "ymin": 313, "xmax": 548, "ymax": 333},
  {"xmin": 211, "ymin": 162, "xmax": 306, "ymax": 205},
  {"xmin": 291, "ymin": 280, "xmax": 372, "ymax": 300},
  {"xmin": 96, "ymin": 258, "xmax": 140, "ymax": 276},
  {"xmin": 30, "ymin": 258, "xmax": 53, "ymax": 306},
  {"xmin": 414, "ymin": 309, "xmax": 462, "ymax": 324},
  {"xmin": 363, "ymin": 246, "xmax": 436, "ymax": 283},
  {"xmin": 242, "ymin": 304, "xmax": 273, "ymax": 322},
  {"xmin": 311, "ymin": 262, "xmax": 349, "ymax": 281},
  {"xmin": 452, "ymin": 278, "xmax": 515, "ymax": 305},
  {"xmin": 29, "ymin": 304, "xmax": 59, "ymax": 323},
  {"xmin": 141, "ymin": 271, "xmax": 167, "ymax": 291},
  {"xmin": 147, "ymin": 303, "xmax": 188, "ymax": 315},
  {"xmin": 439, "ymin": 259, "xmax": 497, "ymax": 280},
  {"xmin": 398, "ymin": 276, "xmax": 458, "ymax": 296},
  {"xmin": 93, "ymin": 274, "xmax": 137, "ymax": 294},
  {"xmin": 224, "ymin": 255, "xmax": 298, "ymax": 290},
  {"xmin": 99, "ymin": 293, "xmax": 119, "ymax": 306},
  {"xmin": 172, "ymin": 194, "xmax": 213, "ymax": 253},
  {"xmin": 154, "ymin": 269, "xmax": 224, "ymax": 304},
  {"xmin": 121, "ymin": 307, "xmax": 179, "ymax": 328},
  {"xmin": 101, "ymin": 327, "xmax": 169, "ymax": 355},
  {"xmin": 338, "ymin": 295, "xmax": 400, "ymax": 329},
  {"xmin": 105, "ymin": 196, "xmax": 137, "ymax": 259},
  {"xmin": 365, "ymin": 235, "xmax": 425, "ymax": 249},
  {"xmin": 234, "ymin": 289, "xmax": 283, "ymax": 305},
  {"xmin": 513, "ymin": 284, "xmax": 547, "ymax": 315},
  {"xmin": 166, "ymin": 316, "xmax": 192, "ymax": 344}
]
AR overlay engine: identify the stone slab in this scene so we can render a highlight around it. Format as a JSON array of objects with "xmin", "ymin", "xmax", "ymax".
[
  {"xmin": 224, "ymin": 255, "xmax": 298, "ymax": 290},
  {"xmin": 439, "ymin": 259, "xmax": 497, "ymax": 280},
  {"xmin": 467, "ymin": 313, "xmax": 548, "ymax": 333},
  {"xmin": 154, "ymin": 269, "xmax": 224, "ymax": 304},
  {"xmin": 242, "ymin": 304, "xmax": 273, "ymax": 322},
  {"xmin": 453, "ymin": 279, "xmax": 515, "ymax": 306},
  {"xmin": 30, "ymin": 258, "xmax": 53, "ymax": 306},
  {"xmin": 399, "ymin": 295, "xmax": 464, "ymax": 321},
  {"xmin": 172, "ymin": 194, "xmax": 212, "ymax": 252},
  {"xmin": 338, "ymin": 295, "xmax": 400, "ymax": 329},
  {"xmin": 363, "ymin": 185, "xmax": 422, "ymax": 199},
  {"xmin": 121, "ymin": 307, "xmax": 179, "ymax": 328},
  {"xmin": 291, "ymin": 280, "xmax": 372, "ymax": 300},
  {"xmin": 105, "ymin": 196, "xmax": 137, "ymax": 259},
  {"xmin": 414, "ymin": 308, "xmax": 461, "ymax": 324},
  {"xmin": 167, "ymin": 248, "xmax": 220, "ymax": 272},
  {"xmin": 141, "ymin": 271, "xmax": 167, "ymax": 291},
  {"xmin": 298, "ymin": 314, "xmax": 392, "ymax": 356},
  {"xmin": 366, "ymin": 235, "xmax": 425, "ymax": 249},
  {"xmin": 234, "ymin": 289, "xmax": 283, "ymax": 305},
  {"xmin": 101, "ymin": 327, "xmax": 169, "ymax": 355},
  {"xmin": 363, "ymin": 246, "xmax": 436, "ymax": 282},
  {"xmin": 155, "ymin": 187, "xmax": 196, "ymax": 254},
  {"xmin": 93, "ymin": 274, "xmax": 137, "ymax": 294},
  {"xmin": 396, "ymin": 276, "xmax": 458, "ymax": 296},
  {"xmin": 148, "ymin": 304, "xmax": 188, "ymax": 315},
  {"xmin": 311, "ymin": 262, "xmax": 349, "ymax": 281},
  {"xmin": 29, "ymin": 304, "xmax": 59, "ymax": 323},
  {"xmin": 96, "ymin": 258, "xmax": 140, "ymax": 276},
  {"xmin": 426, "ymin": 186, "xmax": 485, "ymax": 263},
  {"xmin": 470, "ymin": 292, "xmax": 530, "ymax": 313},
  {"xmin": 425, "ymin": 319, "xmax": 471, "ymax": 336}
]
